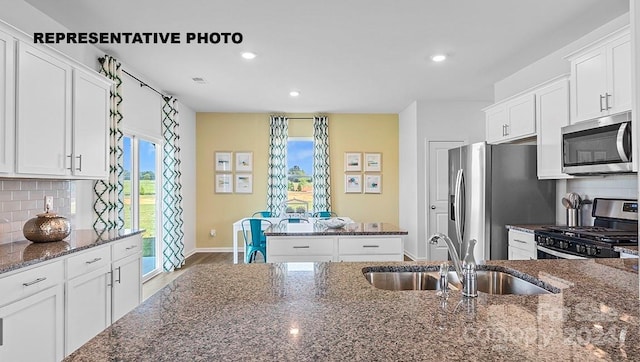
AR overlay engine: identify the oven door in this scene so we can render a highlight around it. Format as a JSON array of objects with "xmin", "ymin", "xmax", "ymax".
[{"xmin": 537, "ymin": 245, "xmax": 588, "ymax": 260}]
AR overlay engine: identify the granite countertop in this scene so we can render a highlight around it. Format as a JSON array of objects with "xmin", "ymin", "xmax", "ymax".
[
  {"xmin": 0, "ymin": 229, "xmax": 144, "ymax": 274},
  {"xmin": 264, "ymin": 221, "xmax": 408, "ymax": 236},
  {"xmin": 66, "ymin": 258, "xmax": 640, "ymax": 361}
]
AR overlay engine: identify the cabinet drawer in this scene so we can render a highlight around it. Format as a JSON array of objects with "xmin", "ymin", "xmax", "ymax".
[
  {"xmin": 268, "ymin": 255, "xmax": 334, "ymax": 263},
  {"xmin": 339, "ymin": 254, "xmax": 404, "ymax": 262},
  {"xmin": 112, "ymin": 234, "xmax": 143, "ymax": 261},
  {"xmin": 508, "ymin": 230, "xmax": 536, "ymax": 252},
  {"xmin": 338, "ymin": 237, "xmax": 403, "ymax": 255},
  {"xmin": 267, "ymin": 237, "xmax": 334, "ymax": 256},
  {"xmin": 0, "ymin": 260, "xmax": 64, "ymax": 306},
  {"xmin": 67, "ymin": 245, "xmax": 111, "ymax": 279}
]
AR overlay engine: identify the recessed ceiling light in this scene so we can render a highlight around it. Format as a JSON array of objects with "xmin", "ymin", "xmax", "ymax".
[
  {"xmin": 431, "ymin": 54, "xmax": 447, "ymax": 62},
  {"xmin": 241, "ymin": 52, "xmax": 256, "ymax": 60},
  {"xmin": 289, "ymin": 90, "xmax": 300, "ymax": 97}
]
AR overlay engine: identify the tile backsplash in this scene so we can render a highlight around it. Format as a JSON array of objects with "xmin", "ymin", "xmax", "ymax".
[
  {"xmin": 564, "ymin": 174, "xmax": 637, "ymax": 226},
  {"xmin": 0, "ymin": 179, "xmax": 76, "ymax": 245}
]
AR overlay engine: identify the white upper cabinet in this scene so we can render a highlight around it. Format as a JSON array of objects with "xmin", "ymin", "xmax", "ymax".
[
  {"xmin": 485, "ymin": 93, "xmax": 536, "ymax": 144},
  {"xmin": 13, "ymin": 39, "xmax": 110, "ymax": 179},
  {"xmin": 16, "ymin": 42, "xmax": 72, "ymax": 176},
  {"xmin": 568, "ymin": 27, "xmax": 631, "ymax": 124},
  {"xmin": 536, "ymin": 77, "xmax": 571, "ymax": 179},
  {"xmin": 0, "ymin": 29, "xmax": 14, "ymax": 174},
  {"xmin": 72, "ymin": 68, "xmax": 110, "ymax": 178}
]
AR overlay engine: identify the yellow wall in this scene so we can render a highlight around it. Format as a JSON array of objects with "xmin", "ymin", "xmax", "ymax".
[{"xmin": 195, "ymin": 112, "xmax": 399, "ymax": 248}]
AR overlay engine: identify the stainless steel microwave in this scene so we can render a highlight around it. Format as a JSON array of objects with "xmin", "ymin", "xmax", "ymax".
[{"xmin": 561, "ymin": 112, "xmax": 632, "ymax": 175}]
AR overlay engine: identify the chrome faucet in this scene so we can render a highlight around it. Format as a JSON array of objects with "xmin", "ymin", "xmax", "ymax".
[{"xmin": 428, "ymin": 233, "xmax": 478, "ymax": 298}]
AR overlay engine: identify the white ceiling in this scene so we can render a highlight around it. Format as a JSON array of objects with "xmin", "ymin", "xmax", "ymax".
[{"xmin": 24, "ymin": 0, "xmax": 629, "ymax": 113}]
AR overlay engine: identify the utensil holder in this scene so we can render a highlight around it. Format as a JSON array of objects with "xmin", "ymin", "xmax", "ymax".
[{"xmin": 566, "ymin": 208, "xmax": 579, "ymax": 227}]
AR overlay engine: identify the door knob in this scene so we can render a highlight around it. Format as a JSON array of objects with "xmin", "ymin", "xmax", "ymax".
[{"xmin": 430, "ymin": 205, "xmax": 436, "ymax": 210}]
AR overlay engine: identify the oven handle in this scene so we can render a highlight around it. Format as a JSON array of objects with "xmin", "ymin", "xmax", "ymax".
[
  {"xmin": 616, "ymin": 122, "xmax": 631, "ymax": 162},
  {"xmin": 537, "ymin": 245, "xmax": 587, "ymax": 260}
]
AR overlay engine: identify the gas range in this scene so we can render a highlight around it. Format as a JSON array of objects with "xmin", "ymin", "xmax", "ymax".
[{"xmin": 534, "ymin": 198, "xmax": 637, "ymax": 259}]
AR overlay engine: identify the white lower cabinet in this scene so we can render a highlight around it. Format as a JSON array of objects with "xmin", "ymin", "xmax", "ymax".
[
  {"xmin": 508, "ymin": 230, "xmax": 537, "ymax": 260},
  {"xmin": 267, "ymin": 236, "xmax": 405, "ymax": 263},
  {"xmin": 338, "ymin": 237, "xmax": 403, "ymax": 262},
  {"xmin": 0, "ymin": 260, "xmax": 65, "ymax": 362},
  {"xmin": 0, "ymin": 234, "xmax": 143, "ymax": 360},
  {"xmin": 111, "ymin": 235, "xmax": 142, "ymax": 323},
  {"xmin": 267, "ymin": 237, "xmax": 335, "ymax": 263},
  {"xmin": 65, "ymin": 245, "xmax": 111, "ymax": 355}
]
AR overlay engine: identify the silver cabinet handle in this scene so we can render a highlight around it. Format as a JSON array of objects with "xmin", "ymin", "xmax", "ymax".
[
  {"xmin": 605, "ymin": 93, "xmax": 611, "ymax": 110},
  {"xmin": 430, "ymin": 205, "xmax": 436, "ymax": 210},
  {"xmin": 66, "ymin": 154, "xmax": 73, "ymax": 170},
  {"xmin": 513, "ymin": 239, "xmax": 528, "ymax": 244},
  {"xmin": 292, "ymin": 246, "xmax": 310, "ymax": 249},
  {"xmin": 85, "ymin": 257, "xmax": 102, "ymax": 264},
  {"xmin": 115, "ymin": 267, "xmax": 121, "ymax": 284},
  {"xmin": 22, "ymin": 277, "xmax": 47, "ymax": 287},
  {"xmin": 362, "ymin": 245, "xmax": 380, "ymax": 248},
  {"xmin": 0, "ymin": 318, "xmax": 3, "ymax": 346},
  {"xmin": 125, "ymin": 245, "xmax": 137, "ymax": 250},
  {"xmin": 75, "ymin": 154, "xmax": 82, "ymax": 171},
  {"xmin": 501, "ymin": 124, "xmax": 506, "ymax": 136},
  {"xmin": 107, "ymin": 271, "xmax": 113, "ymax": 287},
  {"xmin": 599, "ymin": 94, "xmax": 605, "ymax": 112},
  {"xmin": 505, "ymin": 124, "xmax": 509, "ymax": 136}
]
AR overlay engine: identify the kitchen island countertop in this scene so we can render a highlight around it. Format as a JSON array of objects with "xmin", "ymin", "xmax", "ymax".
[{"xmin": 65, "ymin": 258, "xmax": 640, "ymax": 361}]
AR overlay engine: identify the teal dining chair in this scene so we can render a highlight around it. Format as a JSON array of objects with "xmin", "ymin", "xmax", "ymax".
[
  {"xmin": 312, "ymin": 211, "xmax": 338, "ymax": 218},
  {"xmin": 241, "ymin": 218, "xmax": 273, "ymax": 263},
  {"xmin": 252, "ymin": 211, "xmax": 272, "ymax": 217}
]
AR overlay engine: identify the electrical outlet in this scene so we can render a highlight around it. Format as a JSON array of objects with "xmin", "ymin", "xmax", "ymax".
[
  {"xmin": 209, "ymin": 229, "xmax": 216, "ymax": 237},
  {"xmin": 45, "ymin": 196, "xmax": 53, "ymax": 211}
]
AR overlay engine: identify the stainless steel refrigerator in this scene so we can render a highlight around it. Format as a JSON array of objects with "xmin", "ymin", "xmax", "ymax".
[{"xmin": 448, "ymin": 142, "xmax": 556, "ymax": 261}]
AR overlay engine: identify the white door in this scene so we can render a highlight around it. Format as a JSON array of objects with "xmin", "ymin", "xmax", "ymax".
[
  {"xmin": 427, "ymin": 140, "xmax": 463, "ymax": 261},
  {"xmin": 571, "ymin": 48, "xmax": 607, "ymax": 123},
  {"xmin": 607, "ymin": 34, "xmax": 631, "ymax": 115},
  {"xmin": 16, "ymin": 42, "xmax": 72, "ymax": 175}
]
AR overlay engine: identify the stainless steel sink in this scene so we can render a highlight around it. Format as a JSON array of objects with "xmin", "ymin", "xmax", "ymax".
[
  {"xmin": 363, "ymin": 267, "xmax": 556, "ymax": 295},
  {"xmin": 363, "ymin": 271, "xmax": 445, "ymax": 291},
  {"xmin": 445, "ymin": 270, "xmax": 552, "ymax": 295}
]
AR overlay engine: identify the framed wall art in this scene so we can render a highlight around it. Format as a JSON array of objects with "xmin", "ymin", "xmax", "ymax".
[
  {"xmin": 344, "ymin": 152, "xmax": 362, "ymax": 172},
  {"xmin": 344, "ymin": 174, "xmax": 362, "ymax": 193},
  {"xmin": 235, "ymin": 174, "xmax": 253, "ymax": 194},
  {"xmin": 364, "ymin": 174, "xmax": 382, "ymax": 194},
  {"xmin": 235, "ymin": 152, "xmax": 253, "ymax": 172},
  {"xmin": 364, "ymin": 153, "xmax": 382, "ymax": 172},
  {"xmin": 215, "ymin": 152, "xmax": 233, "ymax": 172},
  {"xmin": 215, "ymin": 174, "xmax": 233, "ymax": 193}
]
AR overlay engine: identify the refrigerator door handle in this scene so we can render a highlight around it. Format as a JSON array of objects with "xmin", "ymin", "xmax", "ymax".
[{"xmin": 454, "ymin": 169, "xmax": 464, "ymax": 245}]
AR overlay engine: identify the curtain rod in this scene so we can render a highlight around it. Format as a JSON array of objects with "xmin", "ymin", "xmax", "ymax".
[{"xmin": 98, "ymin": 57, "xmax": 171, "ymax": 101}]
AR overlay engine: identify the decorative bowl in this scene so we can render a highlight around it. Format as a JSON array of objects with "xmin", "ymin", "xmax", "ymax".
[
  {"xmin": 317, "ymin": 217, "xmax": 348, "ymax": 229},
  {"xmin": 23, "ymin": 212, "xmax": 71, "ymax": 242}
]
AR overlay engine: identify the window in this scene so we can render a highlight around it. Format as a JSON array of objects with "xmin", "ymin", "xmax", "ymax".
[
  {"xmin": 287, "ymin": 138, "xmax": 314, "ymax": 212},
  {"xmin": 123, "ymin": 135, "xmax": 161, "ymax": 280}
]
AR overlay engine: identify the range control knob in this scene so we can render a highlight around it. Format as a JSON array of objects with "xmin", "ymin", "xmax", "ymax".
[
  {"xmin": 576, "ymin": 245, "xmax": 586, "ymax": 254},
  {"xmin": 586, "ymin": 246, "xmax": 599, "ymax": 256}
]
